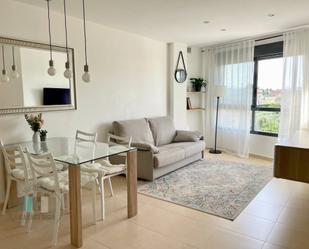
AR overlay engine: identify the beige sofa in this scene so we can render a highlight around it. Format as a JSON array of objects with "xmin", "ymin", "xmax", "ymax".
[{"xmin": 112, "ymin": 116, "xmax": 205, "ymax": 181}]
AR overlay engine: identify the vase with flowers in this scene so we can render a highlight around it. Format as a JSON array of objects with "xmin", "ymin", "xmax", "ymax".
[{"xmin": 24, "ymin": 113, "xmax": 45, "ymax": 143}]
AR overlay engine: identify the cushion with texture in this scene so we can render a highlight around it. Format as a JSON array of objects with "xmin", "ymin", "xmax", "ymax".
[
  {"xmin": 173, "ymin": 130, "xmax": 203, "ymax": 142},
  {"xmin": 81, "ymin": 160, "xmax": 126, "ymax": 177},
  {"xmin": 11, "ymin": 167, "xmax": 28, "ymax": 180},
  {"xmin": 148, "ymin": 117, "xmax": 176, "ymax": 146},
  {"xmin": 113, "ymin": 118, "xmax": 154, "ymax": 145},
  {"xmin": 38, "ymin": 171, "xmax": 97, "ymax": 192}
]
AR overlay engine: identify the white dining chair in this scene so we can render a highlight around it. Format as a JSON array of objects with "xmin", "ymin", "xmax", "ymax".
[
  {"xmin": 0, "ymin": 140, "xmax": 33, "ymax": 230},
  {"xmin": 76, "ymin": 130, "xmax": 114, "ymax": 195},
  {"xmin": 81, "ymin": 133, "xmax": 132, "ymax": 220},
  {"xmin": 75, "ymin": 129, "xmax": 97, "ymax": 142},
  {"xmin": 26, "ymin": 149, "xmax": 97, "ymax": 246}
]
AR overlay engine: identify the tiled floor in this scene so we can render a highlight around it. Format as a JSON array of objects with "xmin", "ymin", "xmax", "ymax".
[{"xmin": 1, "ymin": 151, "xmax": 309, "ymax": 249}]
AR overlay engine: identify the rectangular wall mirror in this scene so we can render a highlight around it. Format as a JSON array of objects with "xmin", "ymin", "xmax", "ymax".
[{"xmin": 0, "ymin": 36, "xmax": 76, "ymax": 115}]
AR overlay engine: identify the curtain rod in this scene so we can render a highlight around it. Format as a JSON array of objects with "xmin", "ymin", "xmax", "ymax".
[
  {"xmin": 201, "ymin": 25, "xmax": 309, "ymax": 51},
  {"xmin": 255, "ymin": 34, "xmax": 282, "ymax": 42}
]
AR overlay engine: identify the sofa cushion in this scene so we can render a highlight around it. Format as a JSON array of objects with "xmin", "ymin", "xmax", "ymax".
[
  {"xmin": 159, "ymin": 141, "xmax": 205, "ymax": 158},
  {"xmin": 113, "ymin": 118, "xmax": 154, "ymax": 145},
  {"xmin": 182, "ymin": 141, "xmax": 205, "ymax": 157},
  {"xmin": 173, "ymin": 130, "xmax": 203, "ymax": 142},
  {"xmin": 153, "ymin": 146, "xmax": 185, "ymax": 168},
  {"xmin": 148, "ymin": 116, "xmax": 176, "ymax": 146}
]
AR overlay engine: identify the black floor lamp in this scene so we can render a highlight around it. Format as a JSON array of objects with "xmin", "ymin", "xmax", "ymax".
[{"xmin": 209, "ymin": 85, "xmax": 226, "ymax": 154}]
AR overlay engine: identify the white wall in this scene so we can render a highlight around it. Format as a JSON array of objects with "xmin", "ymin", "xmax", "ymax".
[
  {"xmin": 187, "ymin": 47, "xmax": 202, "ymax": 90},
  {"xmin": 168, "ymin": 43, "xmax": 188, "ymax": 130},
  {"xmin": 0, "ymin": 0, "xmax": 168, "ymax": 202},
  {"xmin": 187, "ymin": 47, "xmax": 204, "ymax": 133},
  {"xmin": 249, "ymin": 134, "xmax": 277, "ymax": 159}
]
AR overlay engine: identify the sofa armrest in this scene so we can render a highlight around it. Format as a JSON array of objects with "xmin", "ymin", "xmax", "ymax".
[
  {"xmin": 174, "ymin": 130, "xmax": 203, "ymax": 142},
  {"xmin": 131, "ymin": 142, "xmax": 159, "ymax": 154}
]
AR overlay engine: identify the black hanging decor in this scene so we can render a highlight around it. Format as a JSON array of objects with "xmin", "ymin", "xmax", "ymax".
[{"xmin": 174, "ymin": 51, "xmax": 187, "ymax": 83}]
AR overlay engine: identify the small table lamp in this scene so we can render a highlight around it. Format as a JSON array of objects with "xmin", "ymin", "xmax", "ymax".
[{"xmin": 209, "ymin": 85, "xmax": 226, "ymax": 154}]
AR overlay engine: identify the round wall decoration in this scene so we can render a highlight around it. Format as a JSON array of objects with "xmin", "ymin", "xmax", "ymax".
[{"xmin": 174, "ymin": 51, "xmax": 187, "ymax": 83}]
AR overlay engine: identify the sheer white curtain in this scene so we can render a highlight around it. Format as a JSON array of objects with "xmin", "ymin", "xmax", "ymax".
[
  {"xmin": 279, "ymin": 29, "xmax": 309, "ymax": 141},
  {"xmin": 202, "ymin": 40, "xmax": 255, "ymax": 157}
]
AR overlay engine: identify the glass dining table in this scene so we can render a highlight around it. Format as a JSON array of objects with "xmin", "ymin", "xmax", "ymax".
[{"xmin": 15, "ymin": 137, "xmax": 138, "ymax": 248}]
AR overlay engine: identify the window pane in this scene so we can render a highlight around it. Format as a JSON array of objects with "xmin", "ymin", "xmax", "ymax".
[
  {"xmin": 254, "ymin": 111, "xmax": 280, "ymax": 134},
  {"xmin": 257, "ymin": 58, "xmax": 283, "ymax": 108}
]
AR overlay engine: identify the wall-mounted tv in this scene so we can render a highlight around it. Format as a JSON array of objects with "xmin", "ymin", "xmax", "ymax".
[{"xmin": 43, "ymin": 88, "xmax": 71, "ymax": 105}]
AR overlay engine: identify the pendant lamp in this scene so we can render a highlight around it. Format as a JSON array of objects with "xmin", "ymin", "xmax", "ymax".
[
  {"xmin": 46, "ymin": 0, "xmax": 56, "ymax": 76},
  {"xmin": 11, "ymin": 46, "xmax": 20, "ymax": 79},
  {"xmin": 82, "ymin": 0, "xmax": 90, "ymax": 83},
  {"xmin": 1, "ymin": 45, "xmax": 9, "ymax": 83},
  {"xmin": 63, "ymin": 0, "xmax": 72, "ymax": 79}
]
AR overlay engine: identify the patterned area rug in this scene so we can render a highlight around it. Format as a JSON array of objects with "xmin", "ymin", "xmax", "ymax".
[{"xmin": 138, "ymin": 159, "xmax": 273, "ymax": 220}]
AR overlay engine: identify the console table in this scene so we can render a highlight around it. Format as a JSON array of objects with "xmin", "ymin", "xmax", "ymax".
[{"xmin": 274, "ymin": 131, "xmax": 309, "ymax": 184}]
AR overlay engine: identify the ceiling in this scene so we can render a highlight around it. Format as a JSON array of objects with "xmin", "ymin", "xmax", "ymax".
[{"xmin": 12, "ymin": 0, "xmax": 309, "ymax": 46}]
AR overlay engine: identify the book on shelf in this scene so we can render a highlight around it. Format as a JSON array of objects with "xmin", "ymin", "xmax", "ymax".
[{"xmin": 186, "ymin": 97, "xmax": 192, "ymax": 110}]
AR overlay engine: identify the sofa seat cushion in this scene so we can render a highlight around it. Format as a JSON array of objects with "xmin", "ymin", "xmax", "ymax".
[
  {"xmin": 148, "ymin": 117, "xmax": 176, "ymax": 146},
  {"xmin": 154, "ymin": 141, "xmax": 205, "ymax": 168},
  {"xmin": 154, "ymin": 146, "xmax": 185, "ymax": 168},
  {"xmin": 181, "ymin": 141, "xmax": 206, "ymax": 157},
  {"xmin": 113, "ymin": 118, "xmax": 154, "ymax": 145}
]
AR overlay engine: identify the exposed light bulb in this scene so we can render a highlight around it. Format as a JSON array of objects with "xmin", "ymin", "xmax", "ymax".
[
  {"xmin": 11, "ymin": 65, "xmax": 20, "ymax": 79},
  {"xmin": 63, "ymin": 61, "xmax": 72, "ymax": 79},
  {"xmin": 1, "ymin": 70, "xmax": 10, "ymax": 83},
  {"xmin": 82, "ymin": 64, "xmax": 90, "ymax": 83},
  {"xmin": 64, "ymin": 68, "xmax": 72, "ymax": 79},
  {"xmin": 11, "ymin": 70, "xmax": 20, "ymax": 79},
  {"xmin": 48, "ymin": 66, "xmax": 56, "ymax": 76},
  {"xmin": 82, "ymin": 71, "xmax": 90, "ymax": 83},
  {"xmin": 47, "ymin": 60, "xmax": 56, "ymax": 76}
]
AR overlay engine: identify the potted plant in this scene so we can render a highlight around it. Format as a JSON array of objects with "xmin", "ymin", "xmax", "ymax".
[
  {"xmin": 40, "ymin": 130, "xmax": 48, "ymax": 142},
  {"xmin": 24, "ymin": 113, "xmax": 44, "ymax": 143},
  {"xmin": 190, "ymin": 78, "xmax": 207, "ymax": 92}
]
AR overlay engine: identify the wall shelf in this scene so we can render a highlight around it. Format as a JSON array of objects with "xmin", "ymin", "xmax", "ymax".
[
  {"xmin": 187, "ymin": 108, "xmax": 205, "ymax": 111},
  {"xmin": 187, "ymin": 91, "xmax": 206, "ymax": 93}
]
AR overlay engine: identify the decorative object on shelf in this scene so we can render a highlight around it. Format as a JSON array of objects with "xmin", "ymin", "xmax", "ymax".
[
  {"xmin": 63, "ymin": 0, "xmax": 72, "ymax": 79},
  {"xmin": 209, "ymin": 85, "xmax": 226, "ymax": 154},
  {"xmin": 82, "ymin": 0, "xmax": 90, "ymax": 83},
  {"xmin": 46, "ymin": 0, "xmax": 56, "ymax": 76},
  {"xmin": 11, "ymin": 46, "xmax": 20, "ymax": 79},
  {"xmin": 40, "ymin": 129, "xmax": 48, "ymax": 142},
  {"xmin": 190, "ymin": 77, "xmax": 207, "ymax": 92},
  {"xmin": 25, "ymin": 113, "xmax": 45, "ymax": 143},
  {"xmin": 1, "ymin": 45, "xmax": 9, "ymax": 83},
  {"xmin": 174, "ymin": 51, "xmax": 187, "ymax": 83},
  {"xmin": 186, "ymin": 97, "xmax": 192, "ymax": 110}
]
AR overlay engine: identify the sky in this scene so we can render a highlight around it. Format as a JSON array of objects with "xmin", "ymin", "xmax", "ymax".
[{"xmin": 258, "ymin": 57, "xmax": 283, "ymax": 90}]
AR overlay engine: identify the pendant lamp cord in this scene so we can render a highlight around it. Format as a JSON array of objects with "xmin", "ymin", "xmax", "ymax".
[
  {"xmin": 47, "ymin": 0, "xmax": 53, "ymax": 60},
  {"xmin": 82, "ymin": 0, "xmax": 88, "ymax": 66},
  {"xmin": 2, "ymin": 46, "xmax": 5, "ymax": 70},
  {"xmin": 63, "ymin": 0, "xmax": 69, "ymax": 62},
  {"xmin": 12, "ymin": 47, "xmax": 15, "ymax": 66}
]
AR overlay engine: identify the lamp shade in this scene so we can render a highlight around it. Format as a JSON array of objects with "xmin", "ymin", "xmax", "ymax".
[{"xmin": 213, "ymin": 85, "xmax": 226, "ymax": 97}]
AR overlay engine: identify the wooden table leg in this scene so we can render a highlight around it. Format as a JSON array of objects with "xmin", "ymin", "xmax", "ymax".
[
  {"xmin": 127, "ymin": 150, "xmax": 137, "ymax": 218},
  {"xmin": 68, "ymin": 165, "xmax": 82, "ymax": 248}
]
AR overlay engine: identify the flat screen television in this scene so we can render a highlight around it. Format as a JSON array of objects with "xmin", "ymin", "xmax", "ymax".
[{"xmin": 43, "ymin": 88, "xmax": 71, "ymax": 105}]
